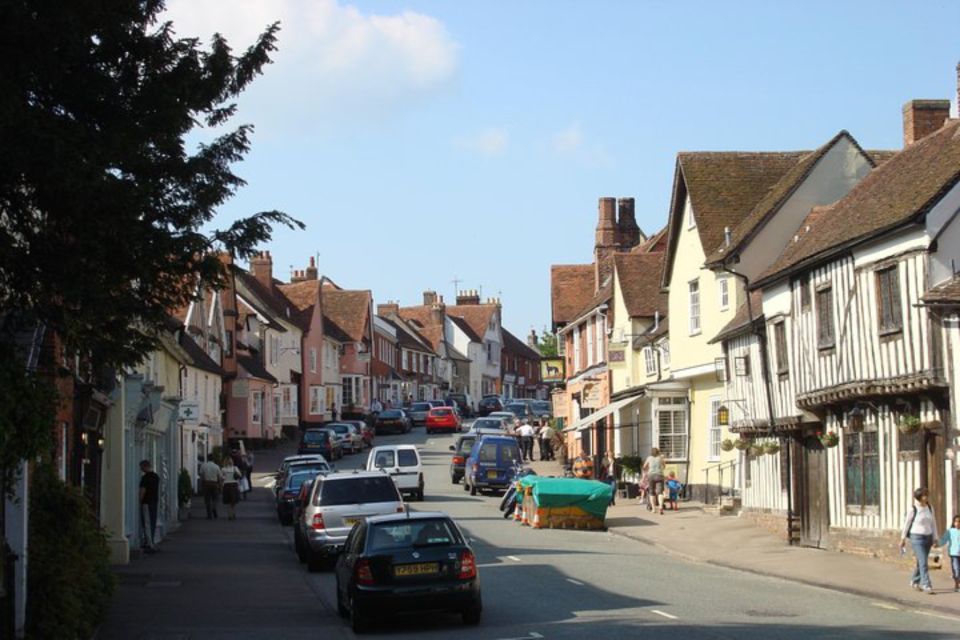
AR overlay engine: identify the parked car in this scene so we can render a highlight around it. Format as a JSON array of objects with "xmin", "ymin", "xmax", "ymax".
[
  {"xmin": 531, "ymin": 400, "xmax": 552, "ymax": 421},
  {"xmin": 334, "ymin": 511, "xmax": 482, "ymax": 633},
  {"xmin": 366, "ymin": 444, "xmax": 424, "ymax": 501},
  {"xmin": 464, "ymin": 435, "xmax": 522, "ymax": 496},
  {"xmin": 374, "ymin": 409, "xmax": 411, "ymax": 435},
  {"xmin": 425, "ymin": 407, "xmax": 461, "ymax": 434},
  {"xmin": 503, "ymin": 401, "xmax": 535, "ymax": 423},
  {"xmin": 299, "ymin": 428, "xmax": 342, "ymax": 460},
  {"xmin": 294, "ymin": 471, "xmax": 405, "ymax": 571},
  {"xmin": 342, "ymin": 419, "xmax": 375, "ymax": 448},
  {"xmin": 275, "ymin": 457, "xmax": 332, "ymax": 498},
  {"xmin": 487, "ymin": 411, "xmax": 519, "ymax": 432},
  {"xmin": 449, "ymin": 434, "xmax": 479, "ymax": 484},
  {"xmin": 476, "ymin": 396, "xmax": 503, "ymax": 417},
  {"xmin": 277, "ymin": 468, "xmax": 325, "ymax": 525},
  {"xmin": 445, "ymin": 393, "xmax": 474, "ymax": 418},
  {"xmin": 276, "ymin": 454, "xmax": 328, "ymax": 483},
  {"xmin": 327, "ymin": 422, "xmax": 364, "ymax": 454},
  {"xmin": 407, "ymin": 402, "xmax": 434, "ymax": 426},
  {"xmin": 468, "ymin": 417, "xmax": 508, "ymax": 435}
]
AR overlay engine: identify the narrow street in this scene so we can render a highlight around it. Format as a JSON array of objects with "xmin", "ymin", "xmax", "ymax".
[{"xmin": 101, "ymin": 425, "xmax": 960, "ymax": 639}]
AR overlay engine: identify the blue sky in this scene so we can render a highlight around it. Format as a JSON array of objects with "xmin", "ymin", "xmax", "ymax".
[{"xmin": 165, "ymin": 0, "xmax": 960, "ymax": 337}]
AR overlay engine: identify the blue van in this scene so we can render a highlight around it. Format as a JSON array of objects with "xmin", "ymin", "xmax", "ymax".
[{"xmin": 464, "ymin": 435, "xmax": 522, "ymax": 495}]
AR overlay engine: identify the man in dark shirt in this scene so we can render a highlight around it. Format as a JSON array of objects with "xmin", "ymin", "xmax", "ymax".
[{"xmin": 139, "ymin": 460, "xmax": 160, "ymax": 553}]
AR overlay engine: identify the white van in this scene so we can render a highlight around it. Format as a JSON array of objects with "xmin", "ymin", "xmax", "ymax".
[{"xmin": 366, "ymin": 444, "xmax": 424, "ymax": 501}]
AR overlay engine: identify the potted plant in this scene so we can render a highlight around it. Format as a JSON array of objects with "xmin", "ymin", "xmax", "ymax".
[
  {"xmin": 177, "ymin": 468, "xmax": 193, "ymax": 519},
  {"xmin": 720, "ymin": 438, "xmax": 735, "ymax": 452},
  {"xmin": 898, "ymin": 414, "xmax": 922, "ymax": 435},
  {"xmin": 734, "ymin": 438, "xmax": 750, "ymax": 451},
  {"xmin": 749, "ymin": 443, "xmax": 764, "ymax": 457},
  {"xmin": 764, "ymin": 441, "xmax": 781, "ymax": 455},
  {"xmin": 818, "ymin": 431, "xmax": 839, "ymax": 448}
]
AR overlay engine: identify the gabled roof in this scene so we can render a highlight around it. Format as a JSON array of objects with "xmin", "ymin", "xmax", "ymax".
[
  {"xmin": 381, "ymin": 316, "xmax": 435, "ymax": 353},
  {"xmin": 322, "ymin": 316, "xmax": 351, "ymax": 343},
  {"xmin": 614, "ymin": 252, "xmax": 667, "ymax": 318},
  {"xmin": 448, "ymin": 315, "xmax": 483, "ymax": 343},
  {"xmin": 237, "ymin": 353, "xmax": 277, "ymax": 383},
  {"xmin": 501, "ymin": 327, "xmax": 541, "ymax": 361},
  {"xmin": 276, "ymin": 280, "xmax": 319, "ymax": 331},
  {"xmin": 446, "ymin": 304, "xmax": 498, "ymax": 342},
  {"xmin": 756, "ymin": 119, "xmax": 960, "ymax": 287},
  {"xmin": 923, "ymin": 276, "xmax": 960, "ymax": 306},
  {"xmin": 705, "ymin": 131, "xmax": 877, "ymax": 266},
  {"xmin": 632, "ymin": 226, "xmax": 668, "ymax": 254},
  {"xmin": 323, "ymin": 290, "xmax": 371, "ymax": 343},
  {"xmin": 551, "ymin": 264, "xmax": 595, "ymax": 327},
  {"xmin": 662, "ymin": 150, "xmax": 809, "ymax": 287},
  {"xmin": 710, "ymin": 291, "xmax": 764, "ymax": 344},
  {"xmin": 232, "ymin": 267, "xmax": 292, "ymax": 321},
  {"xmin": 177, "ymin": 329, "xmax": 226, "ymax": 376},
  {"xmin": 567, "ymin": 281, "xmax": 612, "ymax": 326}
]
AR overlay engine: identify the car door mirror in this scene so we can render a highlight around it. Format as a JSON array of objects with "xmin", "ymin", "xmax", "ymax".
[{"xmin": 449, "ymin": 445, "xmax": 455, "ymax": 451}]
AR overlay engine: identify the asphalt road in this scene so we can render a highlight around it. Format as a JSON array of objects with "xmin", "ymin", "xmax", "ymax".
[{"xmin": 290, "ymin": 423, "xmax": 960, "ymax": 639}]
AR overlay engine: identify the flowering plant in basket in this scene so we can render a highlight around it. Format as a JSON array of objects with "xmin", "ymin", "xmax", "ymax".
[
  {"xmin": 733, "ymin": 438, "xmax": 750, "ymax": 451},
  {"xmin": 898, "ymin": 415, "xmax": 921, "ymax": 435},
  {"xmin": 720, "ymin": 438, "xmax": 735, "ymax": 452},
  {"xmin": 763, "ymin": 442, "xmax": 781, "ymax": 455},
  {"xmin": 749, "ymin": 443, "xmax": 765, "ymax": 457},
  {"xmin": 818, "ymin": 431, "xmax": 839, "ymax": 448}
]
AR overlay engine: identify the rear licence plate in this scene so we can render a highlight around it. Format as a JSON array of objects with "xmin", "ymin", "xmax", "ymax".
[
  {"xmin": 486, "ymin": 470, "xmax": 498, "ymax": 479},
  {"xmin": 343, "ymin": 517, "xmax": 359, "ymax": 526},
  {"xmin": 394, "ymin": 562, "xmax": 439, "ymax": 577}
]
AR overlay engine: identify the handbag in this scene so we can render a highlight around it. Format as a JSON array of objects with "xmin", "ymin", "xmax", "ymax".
[{"xmin": 239, "ymin": 476, "xmax": 250, "ymax": 493}]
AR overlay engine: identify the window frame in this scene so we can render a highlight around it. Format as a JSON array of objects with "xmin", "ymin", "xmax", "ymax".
[
  {"xmin": 688, "ymin": 279, "xmax": 701, "ymax": 336},
  {"xmin": 656, "ymin": 397, "xmax": 688, "ymax": 461},
  {"xmin": 875, "ymin": 265, "xmax": 903, "ymax": 336},
  {"xmin": 815, "ymin": 284, "xmax": 835, "ymax": 350},
  {"xmin": 844, "ymin": 428, "xmax": 880, "ymax": 515},
  {"xmin": 718, "ymin": 277, "xmax": 730, "ymax": 312},
  {"xmin": 643, "ymin": 346, "xmax": 657, "ymax": 375},
  {"xmin": 773, "ymin": 320, "xmax": 788, "ymax": 375},
  {"xmin": 708, "ymin": 396, "xmax": 722, "ymax": 461}
]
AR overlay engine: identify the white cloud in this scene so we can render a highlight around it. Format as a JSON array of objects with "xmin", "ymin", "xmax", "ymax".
[
  {"xmin": 162, "ymin": 0, "xmax": 460, "ymax": 129},
  {"xmin": 454, "ymin": 127, "xmax": 509, "ymax": 156},
  {"xmin": 552, "ymin": 122, "xmax": 583, "ymax": 153}
]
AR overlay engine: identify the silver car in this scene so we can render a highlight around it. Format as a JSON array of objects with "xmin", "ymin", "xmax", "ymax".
[
  {"xmin": 294, "ymin": 471, "xmax": 404, "ymax": 571},
  {"xmin": 326, "ymin": 422, "xmax": 363, "ymax": 454},
  {"xmin": 408, "ymin": 401, "xmax": 433, "ymax": 425}
]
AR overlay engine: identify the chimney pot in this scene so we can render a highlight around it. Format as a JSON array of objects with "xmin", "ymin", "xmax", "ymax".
[
  {"xmin": 617, "ymin": 197, "xmax": 640, "ymax": 249},
  {"xmin": 902, "ymin": 99, "xmax": 951, "ymax": 146}
]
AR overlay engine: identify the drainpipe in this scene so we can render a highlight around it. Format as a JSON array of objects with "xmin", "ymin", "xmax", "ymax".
[{"xmin": 720, "ymin": 264, "xmax": 795, "ymax": 544}]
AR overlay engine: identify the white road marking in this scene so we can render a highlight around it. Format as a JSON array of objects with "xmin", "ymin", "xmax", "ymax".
[
  {"xmin": 651, "ymin": 609, "xmax": 678, "ymax": 620},
  {"xmin": 566, "ymin": 578, "xmax": 585, "ymax": 586},
  {"xmin": 871, "ymin": 602, "xmax": 899, "ymax": 611},
  {"xmin": 506, "ymin": 555, "xmax": 522, "ymax": 562},
  {"xmin": 476, "ymin": 563, "xmax": 509, "ymax": 568},
  {"xmin": 915, "ymin": 610, "xmax": 960, "ymax": 622},
  {"xmin": 492, "ymin": 633, "xmax": 543, "ymax": 640}
]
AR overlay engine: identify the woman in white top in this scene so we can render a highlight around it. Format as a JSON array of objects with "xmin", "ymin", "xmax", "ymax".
[
  {"xmin": 220, "ymin": 457, "xmax": 242, "ymax": 521},
  {"xmin": 899, "ymin": 487, "xmax": 939, "ymax": 593},
  {"xmin": 643, "ymin": 448, "xmax": 666, "ymax": 515}
]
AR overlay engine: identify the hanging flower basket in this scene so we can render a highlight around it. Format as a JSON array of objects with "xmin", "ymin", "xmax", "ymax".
[
  {"xmin": 898, "ymin": 415, "xmax": 922, "ymax": 435},
  {"xmin": 734, "ymin": 438, "xmax": 751, "ymax": 451},
  {"xmin": 818, "ymin": 431, "xmax": 839, "ymax": 448},
  {"xmin": 749, "ymin": 443, "xmax": 765, "ymax": 457},
  {"xmin": 720, "ymin": 438, "xmax": 735, "ymax": 452},
  {"xmin": 764, "ymin": 442, "xmax": 781, "ymax": 455}
]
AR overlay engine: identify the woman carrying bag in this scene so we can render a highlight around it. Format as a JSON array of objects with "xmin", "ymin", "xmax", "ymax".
[
  {"xmin": 221, "ymin": 457, "xmax": 243, "ymax": 521},
  {"xmin": 900, "ymin": 487, "xmax": 939, "ymax": 594}
]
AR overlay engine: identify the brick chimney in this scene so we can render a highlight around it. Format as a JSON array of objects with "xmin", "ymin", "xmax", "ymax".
[
  {"xmin": 305, "ymin": 256, "xmax": 318, "ymax": 280},
  {"xmin": 423, "ymin": 290, "xmax": 437, "ymax": 306},
  {"xmin": 377, "ymin": 301, "xmax": 399, "ymax": 316},
  {"xmin": 902, "ymin": 99, "xmax": 950, "ymax": 146},
  {"xmin": 456, "ymin": 289, "xmax": 480, "ymax": 305},
  {"xmin": 430, "ymin": 299, "xmax": 445, "ymax": 326},
  {"xmin": 249, "ymin": 251, "xmax": 273, "ymax": 288},
  {"xmin": 617, "ymin": 197, "xmax": 641, "ymax": 249},
  {"xmin": 290, "ymin": 269, "xmax": 305, "ymax": 283},
  {"xmin": 594, "ymin": 197, "xmax": 618, "ymax": 289}
]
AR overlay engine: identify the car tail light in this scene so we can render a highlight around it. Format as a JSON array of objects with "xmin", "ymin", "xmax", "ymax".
[
  {"xmin": 356, "ymin": 559, "xmax": 375, "ymax": 586},
  {"xmin": 311, "ymin": 513, "xmax": 325, "ymax": 530},
  {"xmin": 396, "ymin": 506, "xmax": 404, "ymax": 512},
  {"xmin": 457, "ymin": 550, "xmax": 477, "ymax": 579},
  {"xmin": 452, "ymin": 456, "xmax": 464, "ymax": 465}
]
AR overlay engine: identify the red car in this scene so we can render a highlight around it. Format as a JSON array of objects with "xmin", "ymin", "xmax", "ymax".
[{"xmin": 425, "ymin": 407, "xmax": 461, "ymax": 434}]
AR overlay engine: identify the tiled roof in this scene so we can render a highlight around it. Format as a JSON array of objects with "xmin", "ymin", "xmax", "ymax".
[
  {"xmin": 705, "ymin": 131, "xmax": 870, "ymax": 266},
  {"xmin": 501, "ymin": 327, "xmax": 541, "ymax": 361},
  {"xmin": 381, "ymin": 316, "xmax": 435, "ymax": 353},
  {"xmin": 448, "ymin": 315, "xmax": 483, "ymax": 343},
  {"xmin": 710, "ymin": 291, "xmax": 764, "ymax": 344},
  {"xmin": 663, "ymin": 150, "xmax": 808, "ymax": 286},
  {"xmin": 237, "ymin": 353, "xmax": 277, "ymax": 383},
  {"xmin": 757, "ymin": 119, "xmax": 960, "ymax": 286},
  {"xmin": 276, "ymin": 280, "xmax": 318, "ymax": 331},
  {"xmin": 867, "ymin": 150, "xmax": 898, "ymax": 166},
  {"xmin": 446, "ymin": 304, "xmax": 498, "ymax": 343},
  {"xmin": 323, "ymin": 290, "xmax": 371, "ymax": 343},
  {"xmin": 632, "ymin": 226, "xmax": 668, "ymax": 254},
  {"xmin": 177, "ymin": 329, "xmax": 226, "ymax": 376},
  {"xmin": 233, "ymin": 267, "xmax": 291, "ymax": 320},
  {"xmin": 614, "ymin": 252, "xmax": 667, "ymax": 318},
  {"xmin": 923, "ymin": 276, "xmax": 960, "ymax": 305},
  {"xmin": 568, "ymin": 281, "xmax": 612, "ymax": 324},
  {"xmin": 550, "ymin": 264, "xmax": 595, "ymax": 327},
  {"xmin": 322, "ymin": 316, "xmax": 352, "ymax": 343}
]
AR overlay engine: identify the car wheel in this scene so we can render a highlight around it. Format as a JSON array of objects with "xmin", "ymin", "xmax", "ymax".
[
  {"xmin": 307, "ymin": 552, "xmax": 325, "ymax": 573},
  {"xmin": 462, "ymin": 603, "xmax": 482, "ymax": 626},
  {"xmin": 416, "ymin": 485, "xmax": 424, "ymax": 501},
  {"xmin": 350, "ymin": 595, "xmax": 368, "ymax": 634},
  {"xmin": 451, "ymin": 474, "xmax": 459, "ymax": 485},
  {"xmin": 336, "ymin": 584, "xmax": 348, "ymax": 618}
]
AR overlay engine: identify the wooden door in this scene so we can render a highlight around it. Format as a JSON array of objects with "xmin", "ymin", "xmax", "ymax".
[
  {"xmin": 800, "ymin": 434, "xmax": 829, "ymax": 548},
  {"xmin": 925, "ymin": 424, "xmax": 946, "ymax": 529}
]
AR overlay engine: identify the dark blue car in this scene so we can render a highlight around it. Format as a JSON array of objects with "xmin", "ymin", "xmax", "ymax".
[{"xmin": 463, "ymin": 435, "xmax": 521, "ymax": 496}]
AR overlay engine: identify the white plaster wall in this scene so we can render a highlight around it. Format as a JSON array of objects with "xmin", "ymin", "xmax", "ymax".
[
  {"xmin": 762, "ymin": 280, "xmax": 792, "ymax": 317},
  {"xmin": 738, "ymin": 138, "xmax": 874, "ymax": 280},
  {"xmin": 852, "ymin": 225, "xmax": 928, "ymax": 268}
]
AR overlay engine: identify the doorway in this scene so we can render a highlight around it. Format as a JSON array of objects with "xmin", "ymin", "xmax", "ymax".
[{"xmin": 799, "ymin": 434, "xmax": 829, "ymax": 548}]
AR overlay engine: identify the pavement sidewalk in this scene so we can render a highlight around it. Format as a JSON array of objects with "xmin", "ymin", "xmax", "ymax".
[{"xmin": 523, "ymin": 455, "xmax": 960, "ymax": 617}]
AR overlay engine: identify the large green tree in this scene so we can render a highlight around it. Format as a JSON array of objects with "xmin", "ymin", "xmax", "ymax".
[{"xmin": 0, "ymin": 0, "xmax": 301, "ymax": 479}]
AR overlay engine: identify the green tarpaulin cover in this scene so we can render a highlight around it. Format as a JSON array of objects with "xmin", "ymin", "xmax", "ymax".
[{"xmin": 518, "ymin": 476, "xmax": 612, "ymax": 519}]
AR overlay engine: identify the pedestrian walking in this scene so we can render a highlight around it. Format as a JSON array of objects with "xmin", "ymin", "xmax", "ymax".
[
  {"xmin": 900, "ymin": 487, "xmax": 939, "ymax": 594},
  {"xmin": 220, "ymin": 457, "xmax": 242, "ymax": 521},
  {"xmin": 138, "ymin": 460, "xmax": 160, "ymax": 553},
  {"xmin": 598, "ymin": 452, "xmax": 616, "ymax": 505},
  {"xmin": 243, "ymin": 449, "xmax": 255, "ymax": 498},
  {"xmin": 539, "ymin": 423, "xmax": 555, "ymax": 461},
  {"xmin": 937, "ymin": 514, "xmax": 960, "ymax": 592},
  {"xmin": 331, "ymin": 403, "xmax": 338, "ymax": 421},
  {"xmin": 199, "ymin": 455, "xmax": 221, "ymax": 519},
  {"xmin": 517, "ymin": 421, "xmax": 536, "ymax": 461},
  {"xmin": 643, "ymin": 447, "xmax": 666, "ymax": 515},
  {"xmin": 665, "ymin": 471, "xmax": 683, "ymax": 511}
]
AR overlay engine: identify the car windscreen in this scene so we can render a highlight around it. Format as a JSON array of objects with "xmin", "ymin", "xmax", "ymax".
[
  {"xmin": 480, "ymin": 442, "xmax": 520, "ymax": 464},
  {"xmin": 380, "ymin": 410, "xmax": 402, "ymax": 418},
  {"xmin": 317, "ymin": 477, "xmax": 398, "ymax": 506},
  {"xmin": 411, "ymin": 403, "xmax": 431, "ymax": 411},
  {"xmin": 432, "ymin": 409, "xmax": 452, "ymax": 416},
  {"xmin": 506, "ymin": 404, "xmax": 526, "ymax": 414},
  {"xmin": 473, "ymin": 419, "xmax": 501, "ymax": 430},
  {"xmin": 288, "ymin": 463, "xmax": 328, "ymax": 478},
  {"xmin": 397, "ymin": 450, "xmax": 418, "ymax": 467},
  {"xmin": 372, "ymin": 450, "xmax": 396, "ymax": 468},
  {"xmin": 329, "ymin": 424, "xmax": 349, "ymax": 434},
  {"xmin": 303, "ymin": 431, "xmax": 327, "ymax": 443},
  {"xmin": 456, "ymin": 437, "xmax": 476, "ymax": 454},
  {"xmin": 367, "ymin": 519, "xmax": 459, "ymax": 551},
  {"xmin": 286, "ymin": 471, "xmax": 319, "ymax": 490}
]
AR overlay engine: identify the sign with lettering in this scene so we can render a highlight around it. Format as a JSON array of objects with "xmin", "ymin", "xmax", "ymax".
[{"xmin": 608, "ymin": 348, "xmax": 626, "ymax": 366}]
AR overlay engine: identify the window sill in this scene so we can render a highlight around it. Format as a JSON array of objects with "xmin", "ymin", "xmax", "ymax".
[
  {"xmin": 817, "ymin": 344, "xmax": 835, "ymax": 353},
  {"xmin": 878, "ymin": 328, "xmax": 902, "ymax": 341},
  {"xmin": 689, "ymin": 330, "xmax": 702, "ymax": 337}
]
